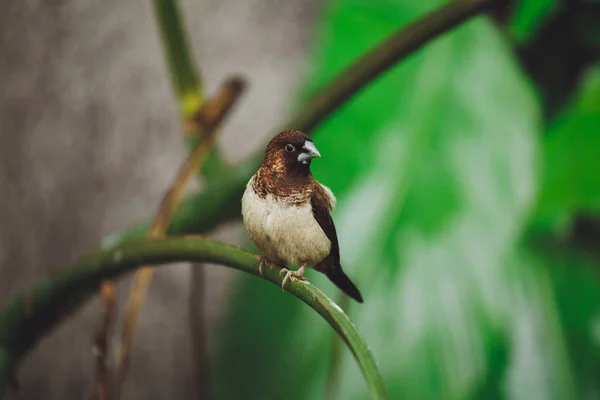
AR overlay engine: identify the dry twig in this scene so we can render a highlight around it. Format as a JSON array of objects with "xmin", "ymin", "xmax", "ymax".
[
  {"xmin": 90, "ymin": 283, "xmax": 116, "ymax": 400},
  {"xmin": 114, "ymin": 77, "xmax": 246, "ymax": 395}
]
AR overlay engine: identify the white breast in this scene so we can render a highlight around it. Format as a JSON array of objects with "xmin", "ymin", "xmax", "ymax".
[{"xmin": 241, "ymin": 176, "xmax": 331, "ymax": 268}]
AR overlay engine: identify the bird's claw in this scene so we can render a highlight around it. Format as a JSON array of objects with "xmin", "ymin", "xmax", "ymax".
[
  {"xmin": 258, "ymin": 257, "xmax": 276, "ymax": 277},
  {"xmin": 280, "ymin": 266, "xmax": 307, "ymax": 291}
]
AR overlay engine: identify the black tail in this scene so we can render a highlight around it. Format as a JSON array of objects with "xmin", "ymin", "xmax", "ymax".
[{"xmin": 328, "ymin": 267, "xmax": 363, "ymax": 303}]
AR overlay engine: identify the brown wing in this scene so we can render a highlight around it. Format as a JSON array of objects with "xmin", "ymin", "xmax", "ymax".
[
  {"xmin": 311, "ymin": 184, "xmax": 363, "ymax": 303},
  {"xmin": 311, "ymin": 188, "xmax": 340, "ymax": 268}
]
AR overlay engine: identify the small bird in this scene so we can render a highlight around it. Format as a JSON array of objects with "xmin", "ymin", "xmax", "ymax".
[{"xmin": 241, "ymin": 130, "xmax": 363, "ymax": 303}]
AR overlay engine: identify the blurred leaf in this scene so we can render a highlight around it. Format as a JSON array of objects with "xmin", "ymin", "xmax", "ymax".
[
  {"xmin": 526, "ymin": 69, "xmax": 600, "ymax": 397},
  {"xmin": 531, "ymin": 245, "xmax": 600, "ymax": 398},
  {"xmin": 509, "ymin": 0, "xmax": 558, "ymax": 42},
  {"xmin": 531, "ymin": 65, "xmax": 600, "ymax": 232},
  {"xmin": 210, "ymin": 0, "xmax": 586, "ymax": 399}
]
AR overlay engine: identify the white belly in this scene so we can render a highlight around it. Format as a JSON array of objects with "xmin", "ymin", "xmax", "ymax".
[{"xmin": 241, "ymin": 180, "xmax": 331, "ymax": 268}]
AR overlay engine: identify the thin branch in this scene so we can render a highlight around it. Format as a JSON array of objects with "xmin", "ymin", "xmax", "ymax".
[
  {"xmin": 91, "ymin": 284, "xmax": 116, "ymax": 400},
  {"xmin": 91, "ymin": 281, "xmax": 117, "ymax": 400},
  {"xmin": 287, "ymin": 0, "xmax": 503, "ymax": 133},
  {"xmin": 101, "ymin": 0, "xmax": 504, "ymax": 248},
  {"xmin": 188, "ymin": 264, "xmax": 210, "ymax": 399},
  {"xmin": 0, "ymin": 237, "xmax": 388, "ymax": 400},
  {"xmin": 152, "ymin": 0, "xmax": 202, "ymax": 110},
  {"xmin": 152, "ymin": 0, "xmax": 229, "ymax": 175},
  {"xmin": 115, "ymin": 77, "xmax": 246, "ymax": 395},
  {"xmin": 92, "ymin": 0, "xmax": 220, "ymax": 396}
]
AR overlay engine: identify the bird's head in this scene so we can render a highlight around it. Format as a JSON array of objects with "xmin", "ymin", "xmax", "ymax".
[{"xmin": 262, "ymin": 130, "xmax": 321, "ymax": 178}]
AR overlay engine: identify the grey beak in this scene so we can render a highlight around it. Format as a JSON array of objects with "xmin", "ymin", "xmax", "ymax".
[{"xmin": 298, "ymin": 140, "xmax": 321, "ymax": 163}]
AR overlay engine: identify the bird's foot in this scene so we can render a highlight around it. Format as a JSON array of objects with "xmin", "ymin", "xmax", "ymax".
[
  {"xmin": 258, "ymin": 257, "xmax": 277, "ymax": 277},
  {"xmin": 280, "ymin": 265, "xmax": 307, "ymax": 291}
]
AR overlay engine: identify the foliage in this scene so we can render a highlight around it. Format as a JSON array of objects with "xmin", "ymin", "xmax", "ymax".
[
  {"xmin": 212, "ymin": 0, "xmax": 600, "ymax": 399},
  {"xmin": 516, "ymin": 0, "xmax": 600, "ymax": 118},
  {"xmin": 509, "ymin": 0, "xmax": 558, "ymax": 42},
  {"xmin": 532, "ymin": 66, "xmax": 600, "ymax": 230}
]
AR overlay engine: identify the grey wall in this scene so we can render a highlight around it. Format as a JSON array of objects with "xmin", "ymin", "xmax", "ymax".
[{"xmin": 0, "ymin": 0, "xmax": 321, "ymax": 398}]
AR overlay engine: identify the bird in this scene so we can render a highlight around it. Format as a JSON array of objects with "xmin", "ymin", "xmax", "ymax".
[{"xmin": 241, "ymin": 129, "xmax": 363, "ymax": 303}]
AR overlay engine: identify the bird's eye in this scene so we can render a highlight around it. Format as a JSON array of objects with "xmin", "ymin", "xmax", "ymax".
[{"xmin": 285, "ymin": 144, "xmax": 295, "ymax": 153}]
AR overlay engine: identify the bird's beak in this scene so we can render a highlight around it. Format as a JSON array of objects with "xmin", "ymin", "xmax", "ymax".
[{"xmin": 298, "ymin": 140, "xmax": 321, "ymax": 163}]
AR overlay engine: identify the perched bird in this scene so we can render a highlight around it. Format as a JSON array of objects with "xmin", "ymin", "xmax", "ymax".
[{"xmin": 241, "ymin": 130, "xmax": 363, "ymax": 303}]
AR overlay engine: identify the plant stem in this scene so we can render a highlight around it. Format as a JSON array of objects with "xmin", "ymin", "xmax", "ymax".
[
  {"xmin": 0, "ymin": 237, "xmax": 388, "ymax": 400},
  {"xmin": 91, "ymin": 284, "xmax": 116, "ymax": 400},
  {"xmin": 286, "ymin": 0, "xmax": 502, "ymax": 133},
  {"xmin": 153, "ymin": 0, "xmax": 201, "ymax": 108},
  {"xmin": 152, "ymin": 0, "xmax": 228, "ymax": 175}
]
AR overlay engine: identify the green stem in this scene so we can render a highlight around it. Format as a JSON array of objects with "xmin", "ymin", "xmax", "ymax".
[
  {"xmin": 0, "ymin": 237, "xmax": 388, "ymax": 399},
  {"xmin": 153, "ymin": 0, "xmax": 200, "ymax": 101},
  {"xmin": 286, "ymin": 0, "xmax": 501, "ymax": 133},
  {"xmin": 152, "ymin": 0, "xmax": 227, "ymax": 174},
  {"xmin": 325, "ymin": 294, "xmax": 351, "ymax": 399}
]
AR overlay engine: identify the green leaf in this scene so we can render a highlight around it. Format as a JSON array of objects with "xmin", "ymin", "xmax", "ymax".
[
  {"xmin": 516, "ymin": 1, "xmax": 600, "ymax": 118},
  {"xmin": 531, "ymin": 65, "xmax": 600, "ymax": 232},
  {"xmin": 527, "ymin": 242, "xmax": 600, "ymax": 398},
  {"xmin": 509, "ymin": 0, "xmax": 558, "ymax": 42},
  {"xmin": 211, "ymin": 0, "xmax": 581, "ymax": 399}
]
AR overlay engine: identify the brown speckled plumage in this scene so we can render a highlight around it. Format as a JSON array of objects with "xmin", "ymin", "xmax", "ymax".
[
  {"xmin": 251, "ymin": 130, "xmax": 316, "ymax": 206},
  {"xmin": 241, "ymin": 130, "xmax": 363, "ymax": 303}
]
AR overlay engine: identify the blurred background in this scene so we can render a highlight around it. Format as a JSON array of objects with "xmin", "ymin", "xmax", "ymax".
[{"xmin": 1, "ymin": 0, "xmax": 599, "ymax": 399}]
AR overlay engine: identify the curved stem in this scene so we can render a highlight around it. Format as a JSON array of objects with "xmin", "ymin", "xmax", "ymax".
[
  {"xmin": 0, "ymin": 237, "xmax": 388, "ymax": 400},
  {"xmin": 286, "ymin": 0, "xmax": 501, "ymax": 133}
]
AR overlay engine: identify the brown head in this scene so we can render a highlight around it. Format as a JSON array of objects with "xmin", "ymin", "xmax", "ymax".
[{"xmin": 261, "ymin": 130, "xmax": 321, "ymax": 179}]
